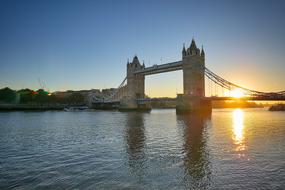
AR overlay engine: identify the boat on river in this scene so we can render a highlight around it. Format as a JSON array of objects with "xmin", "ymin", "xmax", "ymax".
[{"xmin": 64, "ymin": 106, "xmax": 91, "ymax": 112}]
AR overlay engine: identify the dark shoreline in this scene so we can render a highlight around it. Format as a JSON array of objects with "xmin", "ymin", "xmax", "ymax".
[
  {"xmin": 0, "ymin": 104, "xmax": 65, "ymax": 111},
  {"xmin": 0, "ymin": 105, "xmax": 266, "ymax": 112}
]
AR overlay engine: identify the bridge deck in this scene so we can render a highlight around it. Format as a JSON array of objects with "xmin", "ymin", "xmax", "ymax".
[
  {"xmin": 208, "ymin": 97, "xmax": 285, "ymax": 101},
  {"xmin": 137, "ymin": 96, "xmax": 285, "ymax": 103},
  {"xmin": 94, "ymin": 96, "xmax": 285, "ymax": 106}
]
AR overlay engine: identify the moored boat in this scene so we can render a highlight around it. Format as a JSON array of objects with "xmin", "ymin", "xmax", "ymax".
[{"xmin": 64, "ymin": 106, "xmax": 91, "ymax": 111}]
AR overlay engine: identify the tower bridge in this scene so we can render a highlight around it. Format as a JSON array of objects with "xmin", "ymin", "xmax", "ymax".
[{"xmin": 93, "ymin": 39, "xmax": 285, "ymax": 113}]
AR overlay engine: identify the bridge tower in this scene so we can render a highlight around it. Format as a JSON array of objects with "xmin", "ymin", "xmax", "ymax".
[
  {"xmin": 176, "ymin": 39, "xmax": 211, "ymax": 113},
  {"xmin": 182, "ymin": 39, "xmax": 205, "ymax": 96},
  {"xmin": 119, "ymin": 56, "xmax": 149, "ymax": 110}
]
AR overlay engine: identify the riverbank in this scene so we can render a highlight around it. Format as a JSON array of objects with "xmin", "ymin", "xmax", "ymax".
[
  {"xmin": 0, "ymin": 104, "xmax": 265, "ymax": 111},
  {"xmin": 0, "ymin": 104, "xmax": 65, "ymax": 111}
]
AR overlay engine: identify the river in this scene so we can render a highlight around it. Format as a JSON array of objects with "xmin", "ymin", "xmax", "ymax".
[{"xmin": 0, "ymin": 108, "xmax": 284, "ymax": 189}]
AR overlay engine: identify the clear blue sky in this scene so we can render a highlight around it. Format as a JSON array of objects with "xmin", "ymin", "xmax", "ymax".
[{"xmin": 0, "ymin": 0, "xmax": 284, "ymax": 97}]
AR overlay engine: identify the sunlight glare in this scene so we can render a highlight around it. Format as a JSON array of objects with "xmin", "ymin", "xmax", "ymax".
[
  {"xmin": 230, "ymin": 88, "xmax": 244, "ymax": 98},
  {"xmin": 232, "ymin": 109, "xmax": 246, "ymax": 151}
]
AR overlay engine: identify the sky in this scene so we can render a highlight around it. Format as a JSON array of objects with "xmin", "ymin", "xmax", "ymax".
[{"xmin": 0, "ymin": 0, "xmax": 285, "ymax": 97}]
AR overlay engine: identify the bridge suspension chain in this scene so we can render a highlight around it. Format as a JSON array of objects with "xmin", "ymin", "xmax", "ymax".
[
  {"xmin": 204, "ymin": 66, "xmax": 285, "ymax": 98},
  {"xmin": 98, "ymin": 77, "xmax": 127, "ymax": 102}
]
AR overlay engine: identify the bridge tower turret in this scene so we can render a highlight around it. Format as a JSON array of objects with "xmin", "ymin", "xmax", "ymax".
[{"xmin": 182, "ymin": 43, "xmax": 186, "ymax": 57}]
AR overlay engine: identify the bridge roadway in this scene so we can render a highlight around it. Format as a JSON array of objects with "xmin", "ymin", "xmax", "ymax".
[
  {"xmin": 207, "ymin": 96, "xmax": 285, "ymax": 101},
  {"xmin": 94, "ymin": 95, "xmax": 285, "ymax": 106},
  {"xmin": 136, "ymin": 96, "xmax": 285, "ymax": 104}
]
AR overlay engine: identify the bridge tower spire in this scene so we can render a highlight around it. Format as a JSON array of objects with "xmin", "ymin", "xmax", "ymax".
[
  {"xmin": 182, "ymin": 43, "xmax": 186, "ymax": 56},
  {"xmin": 201, "ymin": 45, "xmax": 205, "ymax": 57}
]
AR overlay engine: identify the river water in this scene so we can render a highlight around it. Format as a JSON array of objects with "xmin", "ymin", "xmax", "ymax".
[{"xmin": 0, "ymin": 108, "xmax": 284, "ymax": 189}]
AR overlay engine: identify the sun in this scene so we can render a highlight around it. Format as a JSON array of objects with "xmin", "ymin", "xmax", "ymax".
[{"xmin": 230, "ymin": 88, "xmax": 245, "ymax": 98}]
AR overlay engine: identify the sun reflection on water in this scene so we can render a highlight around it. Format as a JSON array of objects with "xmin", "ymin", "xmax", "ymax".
[{"xmin": 232, "ymin": 109, "xmax": 246, "ymax": 152}]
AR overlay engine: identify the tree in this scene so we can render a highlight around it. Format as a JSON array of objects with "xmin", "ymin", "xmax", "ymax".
[{"xmin": 0, "ymin": 87, "xmax": 17, "ymax": 103}]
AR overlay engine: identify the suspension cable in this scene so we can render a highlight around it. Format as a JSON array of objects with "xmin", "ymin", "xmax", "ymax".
[{"xmin": 204, "ymin": 66, "xmax": 285, "ymax": 97}]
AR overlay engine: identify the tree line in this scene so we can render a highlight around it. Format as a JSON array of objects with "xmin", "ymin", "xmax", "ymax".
[{"xmin": 0, "ymin": 87, "xmax": 85, "ymax": 105}]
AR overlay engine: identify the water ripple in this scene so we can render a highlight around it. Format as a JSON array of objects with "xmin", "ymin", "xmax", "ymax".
[{"xmin": 0, "ymin": 109, "xmax": 284, "ymax": 189}]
